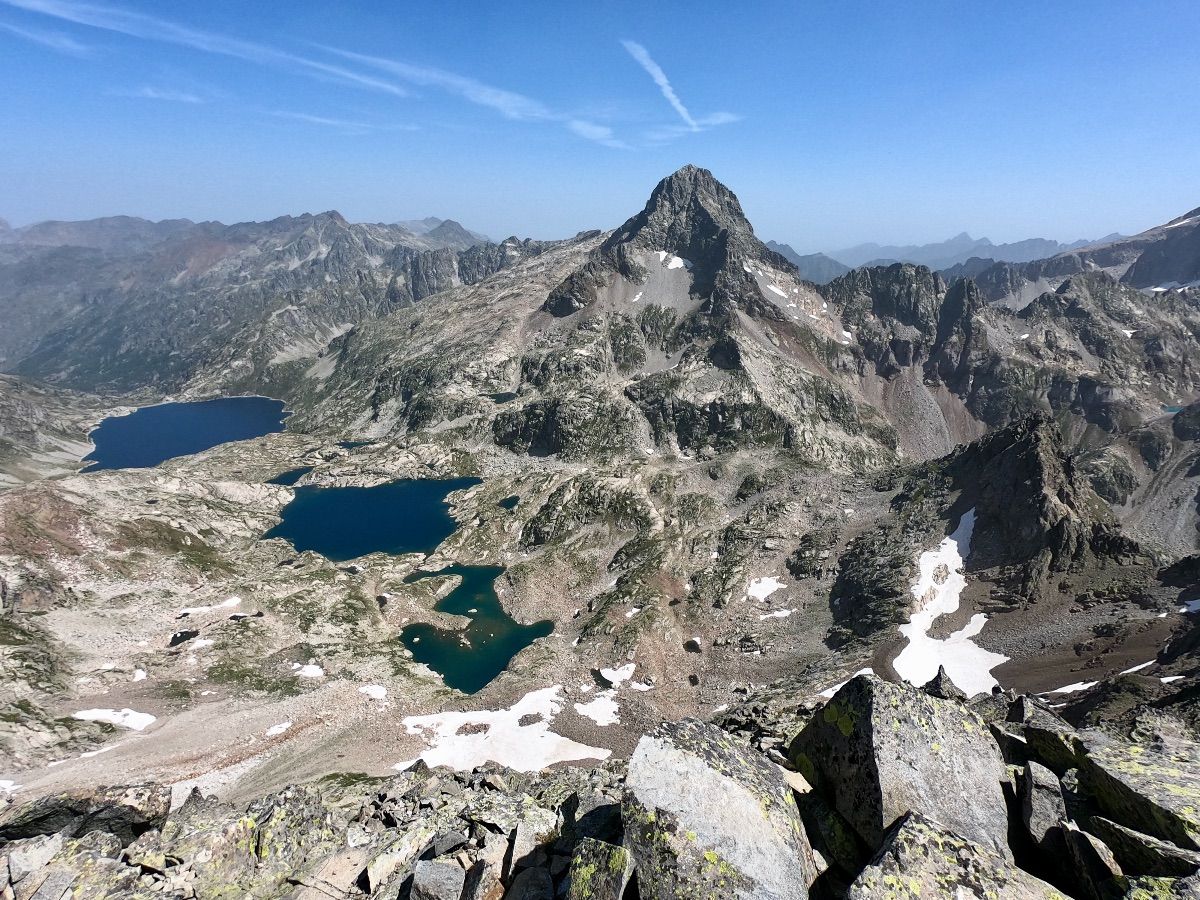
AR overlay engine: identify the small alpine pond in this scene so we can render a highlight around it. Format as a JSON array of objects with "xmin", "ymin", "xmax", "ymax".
[{"xmin": 399, "ymin": 565, "xmax": 553, "ymax": 694}]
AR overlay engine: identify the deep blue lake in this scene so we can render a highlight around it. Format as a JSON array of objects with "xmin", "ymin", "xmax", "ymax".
[
  {"xmin": 83, "ymin": 396, "xmax": 288, "ymax": 472},
  {"xmin": 262, "ymin": 477, "xmax": 482, "ymax": 561},
  {"xmin": 400, "ymin": 565, "xmax": 553, "ymax": 694}
]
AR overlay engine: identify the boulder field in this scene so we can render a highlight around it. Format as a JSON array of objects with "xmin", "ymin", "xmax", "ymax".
[{"xmin": 6, "ymin": 672, "xmax": 1200, "ymax": 898}]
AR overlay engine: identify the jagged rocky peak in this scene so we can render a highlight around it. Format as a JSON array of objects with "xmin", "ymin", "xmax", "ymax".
[
  {"xmin": 605, "ymin": 163, "xmax": 757, "ymax": 255},
  {"xmin": 938, "ymin": 413, "xmax": 1142, "ymax": 581},
  {"xmin": 544, "ymin": 164, "xmax": 790, "ymax": 316}
]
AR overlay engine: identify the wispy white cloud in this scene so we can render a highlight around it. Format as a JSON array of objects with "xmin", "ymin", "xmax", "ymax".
[
  {"xmin": 113, "ymin": 85, "xmax": 204, "ymax": 103},
  {"xmin": 621, "ymin": 40, "xmax": 738, "ymax": 141},
  {"xmin": 0, "ymin": 18, "xmax": 90, "ymax": 54},
  {"xmin": 0, "ymin": 0, "xmax": 412, "ymax": 97},
  {"xmin": 271, "ymin": 109, "xmax": 419, "ymax": 135},
  {"xmin": 621, "ymin": 40, "xmax": 697, "ymax": 131},
  {"xmin": 2, "ymin": 0, "xmax": 632, "ymax": 149},
  {"xmin": 566, "ymin": 119, "xmax": 628, "ymax": 150},
  {"xmin": 327, "ymin": 46, "xmax": 627, "ymax": 148},
  {"xmin": 325, "ymin": 47, "xmax": 551, "ymax": 121}
]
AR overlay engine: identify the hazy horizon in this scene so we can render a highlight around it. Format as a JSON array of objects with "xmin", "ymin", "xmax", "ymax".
[{"xmin": 2, "ymin": 0, "xmax": 1198, "ymax": 251}]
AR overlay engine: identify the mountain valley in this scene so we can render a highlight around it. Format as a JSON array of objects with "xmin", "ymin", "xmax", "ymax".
[{"xmin": 2, "ymin": 166, "xmax": 1200, "ymax": 899}]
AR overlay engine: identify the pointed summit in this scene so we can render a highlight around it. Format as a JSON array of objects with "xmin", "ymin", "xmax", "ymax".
[
  {"xmin": 604, "ymin": 165, "xmax": 757, "ymax": 260},
  {"xmin": 544, "ymin": 165, "xmax": 788, "ymax": 316}
]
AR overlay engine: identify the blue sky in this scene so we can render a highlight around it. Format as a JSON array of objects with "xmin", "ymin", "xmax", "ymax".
[{"xmin": 1, "ymin": 0, "xmax": 1198, "ymax": 251}]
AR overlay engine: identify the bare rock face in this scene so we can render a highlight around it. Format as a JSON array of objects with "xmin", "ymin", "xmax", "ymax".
[
  {"xmin": 846, "ymin": 812, "xmax": 1066, "ymax": 899},
  {"xmin": 789, "ymin": 674, "xmax": 1011, "ymax": 859},
  {"xmin": 1018, "ymin": 761, "xmax": 1067, "ymax": 853},
  {"xmin": 0, "ymin": 783, "xmax": 170, "ymax": 845},
  {"xmin": 623, "ymin": 718, "xmax": 816, "ymax": 900}
]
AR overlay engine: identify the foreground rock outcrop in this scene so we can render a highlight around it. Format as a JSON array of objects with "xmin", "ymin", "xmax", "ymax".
[
  {"xmin": 6, "ymin": 670, "xmax": 1200, "ymax": 898},
  {"xmin": 789, "ymin": 674, "xmax": 1011, "ymax": 859},
  {"xmin": 623, "ymin": 718, "xmax": 816, "ymax": 898}
]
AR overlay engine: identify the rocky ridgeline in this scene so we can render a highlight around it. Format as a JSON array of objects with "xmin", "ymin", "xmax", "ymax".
[{"xmin": 7, "ymin": 672, "xmax": 1200, "ymax": 898}]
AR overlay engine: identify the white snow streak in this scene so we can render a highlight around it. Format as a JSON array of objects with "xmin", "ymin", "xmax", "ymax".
[
  {"xmin": 748, "ymin": 576, "xmax": 786, "ymax": 601},
  {"xmin": 818, "ymin": 668, "xmax": 875, "ymax": 699},
  {"xmin": 892, "ymin": 509, "xmax": 1009, "ymax": 697},
  {"xmin": 1046, "ymin": 681, "xmax": 1098, "ymax": 695},
  {"xmin": 73, "ymin": 708, "xmax": 156, "ymax": 731},
  {"xmin": 398, "ymin": 686, "xmax": 610, "ymax": 772}
]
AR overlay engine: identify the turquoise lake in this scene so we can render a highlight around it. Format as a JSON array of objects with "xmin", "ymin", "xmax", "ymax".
[
  {"xmin": 399, "ymin": 565, "xmax": 553, "ymax": 694},
  {"xmin": 262, "ymin": 477, "xmax": 551, "ymax": 693}
]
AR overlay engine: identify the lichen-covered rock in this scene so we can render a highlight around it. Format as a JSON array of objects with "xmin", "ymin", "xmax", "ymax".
[
  {"xmin": 564, "ymin": 838, "xmax": 631, "ymax": 900},
  {"xmin": 793, "ymin": 790, "xmax": 869, "ymax": 883},
  {"xmin": 1080, "ymin": 735, "xmax": 1200, "ymax": 851},
  {"xmin": 411, "ymin": 857, "xmax": 469, "ymax": 900},
  {"xmin": 1087, "ymin": 817, "xmax": 1200, "ymax": 878},
  {"xmin": 504, "ymin": 866, "xmax": 553, "ymax": 900},
  {"xmin": 623, "ymin": 718, "xmax": 816, "ymax": 899},
  {"xmin": 1011, "ymin": 696, "xmax": 1087, "ymax": 773},
  {"xmin": 1124, "ymin": 875, "xmax": 1200, "ymax": 898},
  {"xmin": 845, "ymin": 812, "xmax": 1067, "ymax": 899},
  {"xmin": 789, "ymin": 674, "xmax": 1011, "ymax": 858}
]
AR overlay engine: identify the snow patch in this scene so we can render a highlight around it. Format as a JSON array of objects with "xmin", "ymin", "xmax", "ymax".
[
  {"xmin": 398, "ymin": 686, "xmax": 610, "ymax": 772},
  {"xmin": 265, "ymin": 721, "xmax": 291, "ymax": 736},
  {"xmin": 359, "ymin": 684, "xmax": 387, "ymax": 700},
  {"xmin": 892, "ymin": 510, "xmax": 1008, "ymax": 697},
  {"xmin": 1046, "ymin": 681, "xmax": 1098, "ymax": 695},
  {"xmin": 747, "ymin": 576, "xmax": 786, "ymax": 601},
  {"xmin": 292, "ymin": 663, "xmax": 324, "ymax": 678},
  {"xmin": 179, "ymin": 597, "xmax": 241, "ymax": 616},
  {"xmin": 1120, "ymin": 660, "xmax": 1155, "ymax": 675},
  {"xmin": 599, "ymin": 663, "xmax": 636, "ymax": 687},
  {"xmin": 574, "ymin": 693, "xmax": 621, "ymax": 726},
  {"xmin": 132, "ymin": 669, "xmax": 147, "ymax": 682},
  {"xmin": 767, "ymin": 284, "xmax": 787, "ymax": 298},
  {"xmin": 1162, "ymin": 675, "xmax": 1185, "ymax": 684},
  {"xmin": 819, "ymin": 668, "xmax": 875, "ymax": 699},
  {"xmin": 1166, "ymin": 215, "xmax": 1200, "ymax": 229},
  {"xmin": 758, "ymin": 609, "xmax": 794, "ymax": 621},
  {"xmin": 73, "ymin": 708, "xmax": 156, "ymax": 731},
  {"xmin": 575, "ymin": 664, "xmax": 639, "ymax": 726}
]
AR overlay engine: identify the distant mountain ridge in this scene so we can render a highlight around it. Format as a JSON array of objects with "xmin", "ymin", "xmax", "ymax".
[
  {"xmin": 945, "ymin": 206, "xmax": 1200, "ymax": 306},
  {"xmin": 764, "ymin": 240, "xmax": 850, "ymax": 284},
  {"xmin": 0, "ymin": 210, "xmax": 497, "ymax": 377},
  {"xmin": 828, "ymin": 232, "xmax": 1116, "ymax": 270}
]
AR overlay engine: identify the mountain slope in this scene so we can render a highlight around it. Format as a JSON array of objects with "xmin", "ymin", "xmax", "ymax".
[
  {"xmin": 297, "ymin": 165, "xmax": 897, "ymax": 472},
  {"xmin": 0, "ymin": 212, "xmax": 488, "ymax": 381}
]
